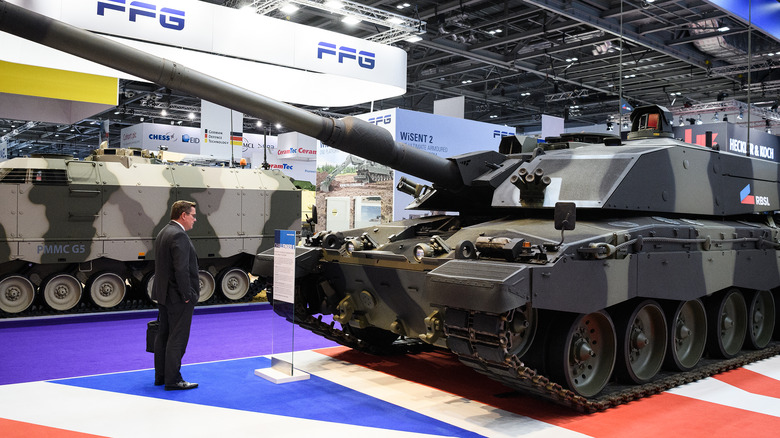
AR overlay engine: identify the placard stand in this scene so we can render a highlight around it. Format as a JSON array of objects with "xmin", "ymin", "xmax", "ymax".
[{"xmin": 254, "ymin": 230, "xmax": 310, "ymax": 384}]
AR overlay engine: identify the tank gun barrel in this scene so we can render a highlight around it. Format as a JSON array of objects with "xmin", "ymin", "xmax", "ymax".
[{"xmin": 0, "ymin": 1, "xmax": 463, "ymax": 189}]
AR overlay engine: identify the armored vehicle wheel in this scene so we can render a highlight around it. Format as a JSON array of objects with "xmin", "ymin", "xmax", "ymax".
[
  {"xmin": 143, "ymin": 273, "xmax": 156, "ymax": 303},
  {"xmin": 88, "ymin": 272, "xmax": 126, "ymax": 308},
  {"xmin": 507, "ymin": 305, "xmax": 537, "ymax": 358},
  {"xmin": 705, "ymin": 289, "xmax": 747, "ymax": 358},
  {"xmin": 546, "ymin": 311, "xmax": 616, "ymax": 398},
  {"xmin": 218, "ymin": 268, "xmax": 250, "ymax": 301},
  {"xmin": 663, "ymin": 299, "xmax": 707, "ymax": 371},
  {"xmin": 0, "ymin": 275, "xmax": 35, "ymax": 314},
  {"xmin": 42, "ymin": 273, "xmax": 82, "ymax": 311},
  {"xmin": 613, "ymin": 300, "xmax": 667, "ymax": 383},
  {"xmin": 745, "ymin": 290, "xmax": 775, "ymax": 349},
  {"xmin": 198, "ymin": 270, "xmax": 215, "ymax": 303}
]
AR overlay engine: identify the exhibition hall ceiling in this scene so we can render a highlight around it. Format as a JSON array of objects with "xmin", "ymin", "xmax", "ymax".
[{"xmin": 3, "ymin": 0, "xmax": 780, "ymax": 158}]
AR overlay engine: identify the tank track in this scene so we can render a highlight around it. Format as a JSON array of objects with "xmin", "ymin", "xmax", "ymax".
[{"xmin": 290, "ymin": 301, "xmax": 780, "ymax": 413}]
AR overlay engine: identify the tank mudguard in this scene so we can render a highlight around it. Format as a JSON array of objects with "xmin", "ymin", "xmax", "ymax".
[{"xmin": 425, "ymin": 259, "xmax": 530, "ymax": 313}]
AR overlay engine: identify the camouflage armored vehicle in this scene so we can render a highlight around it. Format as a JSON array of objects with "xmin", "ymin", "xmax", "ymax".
[
  {"xmin": 0, "ymin": 147, "xmax": 300, "ymax": 314},
  {"xmin": 1, "ymin": 1, "xmax": 778, "ymax": 410}
]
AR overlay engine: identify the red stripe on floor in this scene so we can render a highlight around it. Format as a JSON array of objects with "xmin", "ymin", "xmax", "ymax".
[
  {"xmin": 554, "ymin": 392, "xmax": 780, "ymax": 437},
  {"xmin": 712, "ymin": 367, "xmax": 780, "ymax": 398},
  {"xmin": 0, "ymin": 418, "xmax": 107, "ymax": 438},
  {"xmin": 316, "ymin": 347, "xmax": 780, "ymax": 437}
]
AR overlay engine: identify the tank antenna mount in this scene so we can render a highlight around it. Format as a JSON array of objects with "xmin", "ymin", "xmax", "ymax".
[{"xmin": 554, "ymin": 202, "xmax": 576, "ymax": 245}]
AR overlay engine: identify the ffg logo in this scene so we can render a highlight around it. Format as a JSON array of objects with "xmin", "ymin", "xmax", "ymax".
[
  {"xmin": 97, "ymin": 0, "xmax": 186, "ymax": 31},
  {"xmin": 368, "ymin": 115, "xmax": 391, "ymax": 125},
  {"xmin": 493, "ymin": 130, "xmax": 513, "ymax": 138},
  {"xmin": 317, "ymin": 42, "xmax": 375, "ymax": 69}
]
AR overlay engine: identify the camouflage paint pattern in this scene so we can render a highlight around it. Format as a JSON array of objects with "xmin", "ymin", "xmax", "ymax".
[{"xmin": 0, "ymin": 149, "xmax": 300, "ymax": 313}]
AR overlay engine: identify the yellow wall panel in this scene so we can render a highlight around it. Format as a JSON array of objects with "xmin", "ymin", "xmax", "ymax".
[{"xmin": 0, "ymin": 61, "xmax": 117, "ymax": 105}]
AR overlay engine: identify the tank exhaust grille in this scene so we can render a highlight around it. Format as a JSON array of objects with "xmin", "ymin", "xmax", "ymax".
[{"xmin": 0, "ymin": 168, "xmax": 69, "ymax": 185}]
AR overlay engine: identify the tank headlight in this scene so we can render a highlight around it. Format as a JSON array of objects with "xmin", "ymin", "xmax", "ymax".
[
  {"xmin": 413, "ymin": 244, "xmax": 432, "ymax": 261},
  {"xmin": 345, "ymin": 239, "xmax": 363, "ymax": 254}
]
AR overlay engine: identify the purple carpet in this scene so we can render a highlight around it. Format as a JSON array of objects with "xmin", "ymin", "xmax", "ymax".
[{"xmin": 0, "ymin": 303, "xmax": 338, "ymax": 385}]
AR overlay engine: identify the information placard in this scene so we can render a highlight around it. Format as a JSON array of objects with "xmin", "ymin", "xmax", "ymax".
[{"xmin": 272, "ymin": 230, "xmax": 296, "ymax": 304}]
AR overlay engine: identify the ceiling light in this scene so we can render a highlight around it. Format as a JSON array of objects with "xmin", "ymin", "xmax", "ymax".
[
  {"xmin": 256, "ymin": 121, "xmax": 263, "ymax": 127},
  {"xmin": 405, "ymin": 35, "xmax": 423, "ymax": 43},
  {"xmin": 325, "ymin": 1, "xmax": 343, "ymax": 9},
  {"xmin": 718, "ymin": 26, "xmax": 730, "ymax": 32},
  {"xmin": 188, "ymin": 113, "xmax": 195, "ymax": 119},
  {"xmin": 280, "ymin": 3, "xmax": 299, "ymax": 13},
  {"xmin": 387, "ymin": 17, "xmax": 404, "ymax": 25},
  {"xmin": 160, "ymin": 109, "xmax": 168, "ymax": 116},
  {"xmin": 342, "ymin": 16, "xmax": 361, "ymax": 25},
  {"xmin": 275, "ymin": 123, "xmax": 282, "ymax": 129}
]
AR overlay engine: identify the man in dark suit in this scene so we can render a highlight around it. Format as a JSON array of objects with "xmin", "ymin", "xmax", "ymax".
[{"xmin": 152, "ymin": 200, "xmax": 200, "ymax": 390}]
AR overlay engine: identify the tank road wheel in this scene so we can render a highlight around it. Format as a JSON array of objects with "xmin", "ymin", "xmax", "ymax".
[
  {"xmin": 42, "ymin": 274, "xmax": 82, "ymax": 311},
  {"xmin": 613, "ymin": 300, "xmax": 667, "ymax": 383},
  {"xmin": 198, "ymin": 270, "xmax": 215, "ymax": 303},
  {"xmin": 663, "ymin": 299, "xmax": 707, "ymax": 371},
  {"xmin": 506, "ymin": 305, "xmax": 537, "ymax": 359},
  {"xmin": 745, "ymin": 290, "xmax": 775, "ymax": 349},
  {"xmin": 546, "ymin": 311, "xmax": 616, "ymax": 398},
  {"xmin": 705, "ymin": 289, "xmax": 747, "ymax": 358},
  {"xmin": 88, "ymin": 272, "xmax": 126, "ymax": 308},
  {"xmin": 0, "ymin": 275, "xmax": 35, "ymax": 314},
  {"xmin": 143, "ymin": 273, "xmax": 156, "ymax": 303},
  {"xmin": 218, "ymin": 268, "xmax": 250, "ymax": 301}
]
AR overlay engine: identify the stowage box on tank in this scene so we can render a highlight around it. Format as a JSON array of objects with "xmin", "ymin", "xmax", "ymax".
[{"xmin": 1, "ymin": 1, "xmax": 778, "ymax": 411}]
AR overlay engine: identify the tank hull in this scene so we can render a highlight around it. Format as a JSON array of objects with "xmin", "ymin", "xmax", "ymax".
[{"xmin": 254, "ymin": 212, "xmax": 779, "ymax": 410}]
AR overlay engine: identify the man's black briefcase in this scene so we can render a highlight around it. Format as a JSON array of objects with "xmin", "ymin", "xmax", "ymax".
[{"xmin": 146, "ymin": 320, "xmax": 159, "ymax": 353}]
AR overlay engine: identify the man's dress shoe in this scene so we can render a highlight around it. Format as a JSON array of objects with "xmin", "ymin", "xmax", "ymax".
[{"xmin": 164, "ymin": 381, "xmax": 198, "ymax": 390}]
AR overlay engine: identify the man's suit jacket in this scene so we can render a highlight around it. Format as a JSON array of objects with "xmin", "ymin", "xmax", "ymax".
[{"xmin": 152, "ymin": 221, "xmax": 199, "ymax": 305}]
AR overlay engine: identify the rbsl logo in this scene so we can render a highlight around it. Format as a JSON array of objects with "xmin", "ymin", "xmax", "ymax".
[{"xmin": 740, "ymin": 184, "xmax": 770, "ymax": 206}]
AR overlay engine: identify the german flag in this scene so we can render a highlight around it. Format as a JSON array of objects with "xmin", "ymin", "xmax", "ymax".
[{"xmin": 230, "ymin": 131, "xmax": 243, "ymax": 146}]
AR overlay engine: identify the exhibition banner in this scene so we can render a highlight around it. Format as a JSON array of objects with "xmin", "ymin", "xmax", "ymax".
[
  {"xmin": 118, "ymin": 122, "xmax": 316, "ymax": 183},
  {"xmin": 3, "ymin": 0, "xmax": 406, "ymax": 106},
  {"xmin": 673, "ymin": 122, "xmax": 779, "ymax": 162},
  {"xmin": 200, "ymin": 100, "xmax": 242, "ymax": 161},
  {"xmin": 316, "ymin": 108, "xmax": 516, "ymax": 228}
]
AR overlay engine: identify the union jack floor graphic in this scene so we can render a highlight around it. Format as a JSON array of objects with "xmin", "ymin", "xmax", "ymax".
[{"xmin": 1, "ymin": 347, "xmax": 779, "ymax": 437}]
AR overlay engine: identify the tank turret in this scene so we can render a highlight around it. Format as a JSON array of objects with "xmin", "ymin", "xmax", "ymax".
[{"xmin": 1, "ymin": 1, "xmax": 779, "ymax": 412}]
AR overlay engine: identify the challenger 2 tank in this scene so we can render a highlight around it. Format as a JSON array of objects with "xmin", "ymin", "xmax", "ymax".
[
  {"xmin": 0, "ymin": 147, "xmax": 301, "ymax": 315},
  {"xmin": 1, "ymin": 1, "xmax": 778, "ymax": 411}
]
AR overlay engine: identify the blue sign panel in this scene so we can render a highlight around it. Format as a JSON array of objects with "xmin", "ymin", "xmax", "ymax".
[{"xmin": 709, "ymin": 0, "xmax": 780, "ymax": 39}]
